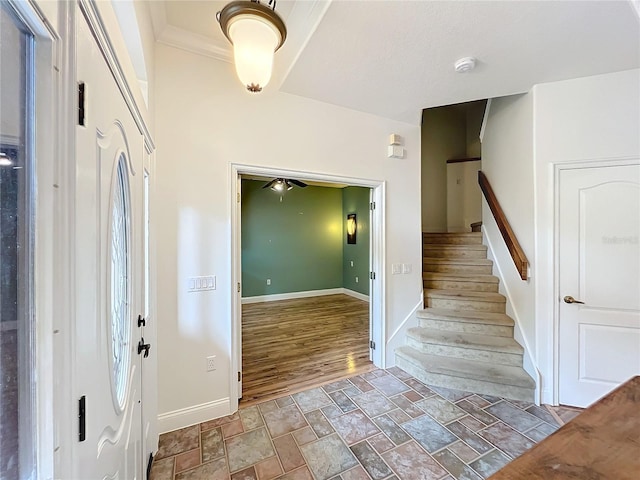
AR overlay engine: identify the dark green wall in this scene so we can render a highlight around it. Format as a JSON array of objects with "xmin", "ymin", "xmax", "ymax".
[
  {"xmin": 241, "ymin": 180, "xmax": 343, "ymax": 297},
  {"xmin": 342, "ymin": 187, "xmax": 370, "ymax": 295},
  {"xmin": 241, "ymin": 180, "xmax": 371, "ymax": 298}
]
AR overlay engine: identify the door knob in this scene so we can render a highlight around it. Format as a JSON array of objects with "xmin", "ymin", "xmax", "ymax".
[
  {"xmin": 563, "ymin": 295, "xmax": 585, "ymax": 304},
  {"xmin": 137, "ymin": 338, "xmax": 151, "ymax": 358}
]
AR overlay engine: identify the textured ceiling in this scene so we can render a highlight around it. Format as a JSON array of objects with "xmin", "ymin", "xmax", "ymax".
[{"xmin": 152, "ymin": 0, "xmax": 640, "ymax": 125}]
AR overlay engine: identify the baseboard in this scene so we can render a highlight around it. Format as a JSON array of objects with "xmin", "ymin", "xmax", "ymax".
[
  {"xmin": 242, "ymin": 288, "xmax": 369, "ymax": 304},
  {"xmin": 384, "ymin": 294, "xmax": 424, "ymax": 368},
  {"xmin": 157, "ymin": 397, "xmax": 230, "ymax": 434},
  {"xmin": 342, "ymin": 289, "xmax": 370, "ymax": 302}
]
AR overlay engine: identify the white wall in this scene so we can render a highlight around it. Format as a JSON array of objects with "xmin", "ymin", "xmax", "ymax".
[
  {"xmin": 154, "ymin": 44, "xmax": 422, "ymax": 429},
  {"xmin": 533, "ymin": 68, "xmax": 640, "ymax": 403},
  {"xmin": 481, "ymin": 93, "xmax": 538, "ymax": 388}
]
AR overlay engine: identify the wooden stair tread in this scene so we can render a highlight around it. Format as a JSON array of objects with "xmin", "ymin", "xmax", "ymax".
[
  {"xmin": 425, "ymin": 289, "xmax": 506, "ymax": 303},
  {"xmin": 407, "ymin": 327, "xmax": 524, "ymax": 355},
  {"xmin": 422, "ymin": 232, "xmax": 482, "ymax": 237},
  {"xmin": 422, "ymin": 272, "xmax": 499, "ymax": 284},
  {"xmin": 423, "ymin": 244, "xmax": 487, "ymax": 251},
  {"xmin": 396, "ymin": 346, "xmax": 535, "ymax": 388},
  {"xmin": 417, "ymin": 308, "xmax": 515, "ymax": 327},
  {"xmin": 423, "ymin": 257, "xmax": 493, "ymax": 265}
]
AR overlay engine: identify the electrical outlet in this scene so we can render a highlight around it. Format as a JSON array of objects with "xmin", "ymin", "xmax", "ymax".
[
  {"xmin": 266, "ymin": 278, "xmax": 271, "ymax": 285},
  {"xmin": 206, "ymin": 356, "xmax": 216, "ymax": 372}
]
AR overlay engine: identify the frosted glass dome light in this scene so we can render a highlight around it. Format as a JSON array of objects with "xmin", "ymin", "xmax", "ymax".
[{"xmin": 218, "ymin": 1, "xmax": 287, "ymax": 93}]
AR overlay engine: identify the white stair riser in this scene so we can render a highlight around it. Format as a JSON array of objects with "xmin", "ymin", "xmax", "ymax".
[
  {"xmin": 418, "ymin": 317, "xmax": 514, "ymax": 337},
  {"xmin": 396, "ymin": 355, "xmax": 534, "ymax": 402},
  {"xmin": 406, "ymin": 336, "xmax": 523, "ymax": 366},
  {"xmin": 423, "ymin": 235, "xmax": 482, "ymax": 245},
  {"xmin": 424, "ymin": 279, "xmax": 499, "ymax": 292},
  {"xmin": 423, "ymin": 247, "xmax": 488, "ymax": 259},
  {"xmin": 423, "ymin": 263, "xmax": 493, "ymax": 275},
  {"xmin": 426, "ymin": 296, "xmax": 506, "ymax": 313}
]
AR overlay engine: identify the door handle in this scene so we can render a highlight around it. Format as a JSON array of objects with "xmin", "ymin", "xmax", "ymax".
[
  {"xmin": 137, "ymin": 338, "xmax": 151, "ymax": 358},
  {"xmin": 563, "ymin": 295, "xmax": 585, "ymax": 305}
]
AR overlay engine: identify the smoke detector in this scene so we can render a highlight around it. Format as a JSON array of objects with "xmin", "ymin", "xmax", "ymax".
[{"xmin": 454, "ymin": 57, "xmax": 476, "ymax": 73}]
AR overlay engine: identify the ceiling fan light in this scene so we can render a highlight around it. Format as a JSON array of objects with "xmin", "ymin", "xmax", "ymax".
[{"xmin": 271, "ymin": 179, "xmax": 284, "ymax": 192}]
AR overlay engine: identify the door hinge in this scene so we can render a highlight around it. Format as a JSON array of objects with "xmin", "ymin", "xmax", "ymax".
[
  {"xmin": 369, "ymin": 340, "xmax": 376, "ymax": 350},
  {"xmin": 370, "ymin": 201, "xmax": 376, "ymax": 210},
  {"xmin": 238, "ymin": 371, "xmax": 242, "ymax": 382},
  {"xmin": 78, "ymin": 82, "xmax": 85, "ymax": 126},
  {"xmin": 78, "ymin": 395, "xmax": 86, "ymax": 442},
  {"xmin": 237, "ymin": 192, "xmax": 240, "ymax": 203},
  {"xmin": 370, "ymin": 271, "xmax": 376, "ymax": 280},
  {"xmin": 237, "ymin": 282, "xmax": 241, "ymax": 293}
]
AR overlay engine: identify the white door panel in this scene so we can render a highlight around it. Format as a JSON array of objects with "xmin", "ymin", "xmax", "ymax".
[
  {"xmin": 74, "ymin": 12, "xmax": 145, "ymax": 479},
  {"xmin": 559, "ymin": 163, "xmax": 640, "ymax": 407}
]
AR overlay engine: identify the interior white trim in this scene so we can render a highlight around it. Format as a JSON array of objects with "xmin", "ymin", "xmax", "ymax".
[
  {"xmin": 343, "ymin": 289, "xmax": 370, "ymax": 302},
  {"xmin": 230, "ymin": 163, "xmax": 385, "ymax": 413},
  {"xmin": 156, "ymin": 24, "xmax": 232, "ymax": 63},
  {"xmin": 7, "ymin": 1, "xmax": 61, "ymax": 478},
  {"xmin": 479, "ymin": 98, "xmax": 492, "ymax": 144},
  {"xmin": 241, "ymin": 287, "xmax": 370, "ymax": 304},
  {"xmin": 157, "ymin": 398, "xmax": 230, "ymax": 434}
]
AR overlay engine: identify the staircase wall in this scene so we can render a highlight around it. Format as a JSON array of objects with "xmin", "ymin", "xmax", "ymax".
[
  {"xmin": 482, "ymin": 68, "xmax": 640, "ymax": 405},
  {"xmin": 482, "ymin": 217, "xmax": 540, "ymax": 401},
  {"xmin": 482, "ymin": 93, "xmax": 539, "ymax": 401}
]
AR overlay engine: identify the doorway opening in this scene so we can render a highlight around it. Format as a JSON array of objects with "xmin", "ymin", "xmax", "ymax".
[
  {"xmin": 231, "ymin": 166, "xmax": 385, "ymax": 408},
  {"xmin": 421, "ymin": 100, "xmax": 487, "ymax": 234}
]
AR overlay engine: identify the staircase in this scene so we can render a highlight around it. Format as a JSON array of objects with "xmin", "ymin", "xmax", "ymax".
[{"xmin": 396, "ymin": 232, "xmax": 535, "ymax": 402}]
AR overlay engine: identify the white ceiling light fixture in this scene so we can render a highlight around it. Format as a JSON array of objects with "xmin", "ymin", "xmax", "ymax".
[
  {"xmin": 217, "ymin": 0, "xmax": 287, "ymax": 93},
  {"xmin": 454, "ymin": 57, "xmax": 476, "ymax": 73}
]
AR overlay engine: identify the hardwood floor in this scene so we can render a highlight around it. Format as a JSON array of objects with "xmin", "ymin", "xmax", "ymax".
[{"xmin": 241, "ymin": 294, "xmax": 373, "ymax": 405}]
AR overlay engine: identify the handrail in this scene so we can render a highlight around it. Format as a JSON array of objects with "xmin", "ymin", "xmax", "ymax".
[{"xmin": 478, "ymin": 171, "xmax": 529, "ymax": 280}]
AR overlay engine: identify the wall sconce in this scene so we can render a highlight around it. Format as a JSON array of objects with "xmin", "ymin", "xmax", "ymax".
[{"xmin": 347, "ymin": 214, "xmax": 357, "ymax": 244}]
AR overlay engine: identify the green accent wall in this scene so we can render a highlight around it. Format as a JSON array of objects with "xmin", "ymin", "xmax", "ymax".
[
  {"xmin": 241, "ymin": 180, "xmax": 344, "ymax": 297},
  {"xmin": 241, "ymin": 180, "xmax": 371, "ymax": 298},
  {"xmin": 342, "ymin": 187, "xmax": 370, "ymax": 296}
]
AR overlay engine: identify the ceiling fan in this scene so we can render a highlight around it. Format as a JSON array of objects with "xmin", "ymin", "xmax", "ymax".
[{"xmin": 262, "ymin": 178, "xmax": 308, "ymax": 192}]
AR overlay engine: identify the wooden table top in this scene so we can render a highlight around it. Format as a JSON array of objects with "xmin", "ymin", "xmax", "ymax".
[{"xmin": 489, "ymin": 376, "xmax": 640, "ymax": 480}]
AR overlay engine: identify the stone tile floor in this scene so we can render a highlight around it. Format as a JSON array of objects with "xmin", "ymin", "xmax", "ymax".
[{"xmin": 151, "ymin": 367, "xmax": 568, "ymax": 480}]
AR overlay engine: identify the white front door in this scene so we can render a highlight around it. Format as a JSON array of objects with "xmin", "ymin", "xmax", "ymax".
[
  {"xmin": 73, "ymin": 12, "xmax": 146, "ymax": 479},
  {"xmin": 558, "ymin": 163, "xmax": 640, "ymax": 407}
]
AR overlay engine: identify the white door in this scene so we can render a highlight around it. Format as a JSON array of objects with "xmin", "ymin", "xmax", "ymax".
[
  {"xmin": 73, "ymin": 13, "xmax": 146, "ymax": 479},
  {"xmin": 558, "ymin": 163, "xmax": 640, "ymax": 407}
]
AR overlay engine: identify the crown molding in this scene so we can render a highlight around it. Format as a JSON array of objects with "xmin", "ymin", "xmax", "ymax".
[
  {"xmin": 158, "ymin": 24, "xmax": 232, "ymax": 62},
  {"xmin": 149, "ymin": 0, "xmax": 331, "ymax": 76}
]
